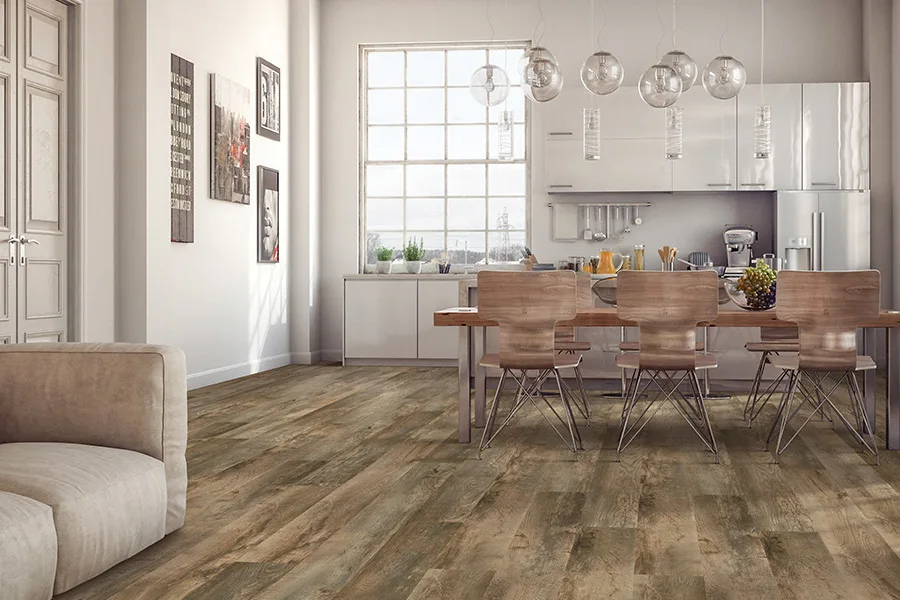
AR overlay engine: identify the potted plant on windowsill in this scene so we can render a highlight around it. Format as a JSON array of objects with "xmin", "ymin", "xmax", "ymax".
[
  {"xmin": 375, "ymin": 246, "xmax": 394, "ymax": 274},
  {"xmin": 402, "ymin": 237, "xmax": 426, "ymax": 274}
]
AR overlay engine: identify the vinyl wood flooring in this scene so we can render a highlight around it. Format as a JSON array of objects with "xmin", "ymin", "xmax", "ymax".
[{"xmin": 57, "ymin": 364, "xmax": 900, "ymax": 600}]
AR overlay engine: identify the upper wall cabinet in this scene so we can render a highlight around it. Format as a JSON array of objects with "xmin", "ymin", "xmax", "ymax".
[
  {"xmin": 672, "ymin": 88, "xmax": 736, "ymax": 191},
  {"xmin": 802, "ymin": 83, "xmax": 869, "ymax": 191},
  {"xmin": 736, "ymin": 84, "xmax": 802, "ymax": 190}
]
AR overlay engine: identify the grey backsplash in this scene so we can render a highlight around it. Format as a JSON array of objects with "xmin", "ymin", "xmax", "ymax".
[{"xmin": 533, "ymin": 191, "xmax": 775, "ymax": 268}]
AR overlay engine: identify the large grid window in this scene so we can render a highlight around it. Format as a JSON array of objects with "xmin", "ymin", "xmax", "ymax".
[{"xmin": 361, "ymin": 43, "xmax": 528, "ymax": 267}]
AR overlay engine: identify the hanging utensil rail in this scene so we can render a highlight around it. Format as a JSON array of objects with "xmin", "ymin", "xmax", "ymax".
[{"xmin": 547, "ymin": 202, "xmax": 652, "ymax": 208}]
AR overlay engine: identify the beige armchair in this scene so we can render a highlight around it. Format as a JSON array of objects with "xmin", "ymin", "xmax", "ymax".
[{"xmin": 0, "ymin": 343, "xmax": 187, "ymax": 598}]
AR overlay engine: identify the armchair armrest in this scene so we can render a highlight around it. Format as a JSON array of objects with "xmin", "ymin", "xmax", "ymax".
[{"xmin": 0, "ymin": 343, "xmax": 188, "ymax": 533}]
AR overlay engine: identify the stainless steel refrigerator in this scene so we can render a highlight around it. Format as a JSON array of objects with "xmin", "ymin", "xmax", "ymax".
[{"xmin": 775, "ymin": 191, "xmax": 870, "ymax": 270}]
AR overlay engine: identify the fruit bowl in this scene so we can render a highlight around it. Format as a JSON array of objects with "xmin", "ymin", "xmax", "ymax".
[{"xmin": 724, "ymin": 279, "xmax": 776, "ymax": 310}]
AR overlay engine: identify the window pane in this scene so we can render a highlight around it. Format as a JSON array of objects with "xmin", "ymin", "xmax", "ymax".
[
  {"xmin": 367, "ymin": 231, "xmax": 403, "ymax": 264},
  {"xmin": 406, "ymin": 232, "xmax": 445, "ymax": 261},
  {"xmin": 366, "ymin": 164, "xmax": 404, "ymax": 196},
  {"xmin": 448, "ymin": 197, "xmax": 486, "ymax": 229},
  {"xmin": 448, "ymin": 231, "xmax": 486, "ymax": 265},
  {"xmin": 367, "ymin": 51, "xmax": 405, "ymax": 88},
  {"xmin": 488, "ymin": 87, "xmax": 525, "ymax": 123},
  {"xmin": 447, "ymin": 125, "xmax": 487, "ymax": 160},
  {"xmin": 447, "ymin": 49, "xmax": 486, "ymax": 86},
  {"xmin": 488, "ymin": 123, "xmax": 525, "ymax": 160},
  {"xmin": 488, "ymin": 230, "xmax": 526, "ymax": 263},
  {"xmin": 488, "ymin": 49, "xmax": 524, "ymax": 86},
  {"xmin": 488, "ymin": 163, "xmax": 526, "ymax": 196},
  {"xmin": 406, "ymin": 198, "xmax": 444, "ymax": 230},
  {"xmin": 448, "ymin": 164, "xmax": 486, "ymax": 196},
  {"xmin": 407, "ymin": 88, "xmax": 444, "ymax": 124},
  {"xmin": 407, "ymin": 51, "xmax": 444, "ymax": 86},
  {"xmin": 447, "ymin": 88, "xmax": 487, "ymax": 124},
  {"xmin": 489, "ymin": 197, "xmax": 526, "ymax": 229},
  {"xmin": 367, "ymin": 126, "xmax": 404, "ymax": 161},
  {"xmin": 367, "ymin": 198, "xmax": 404, "ymax": 230},
  {"xmin": 407, "ymin": 126, "xmax": 444, "ymax": 160},
  {"xmin": 406, "ymin": 164, "xmax": 444, "ymax": 196},
  {"xmin": 368, "ymin": 89, "xmax": 404, "ymax": 124}
]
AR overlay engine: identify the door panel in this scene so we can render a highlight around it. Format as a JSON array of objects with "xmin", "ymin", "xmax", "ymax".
[
  {"xmin": 23, "ymin": 329, "xmax": 59, "ymax": 342},
  {"xmin": 0, "ymin": 260, "xmax": 8, "ymax": 320},
  {"xmin": 23, "ymin": 257, "xmax": 59, "ymax": 317},
  {"xmin": 775, "ymin": 192, "xmax": 817, "ymax": 264},
  {"xmin": 737, "ymin": 84, "xmax": 802, "ymax": 190},
  {"xmin": 819, "ymin": 192, "xmax": 870, "ymax": 271},
  {"xmin": 672, "ymin": 87, "xmax": 737, "ymax": 191},
  {"xmin": 0, "ymin": 1, "xmax": 8, "ymax": 62},
  {"xmin": 23, "ymin": 2, "xmax": 61, "ymax": 78},
  {"xmin": 24, "ymin": 84, "xmax": 60, "ymax": 232},
  {"xmin": 802, "ymin": 83, "xmax": 870, "ymax": 191}
]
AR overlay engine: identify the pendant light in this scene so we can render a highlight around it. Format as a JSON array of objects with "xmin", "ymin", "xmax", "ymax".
[
  {"xmin": 702, "ymin": 1, "xmax": 746, "ymax": 100},
  {"xmin": 665, "ymin": 106, "xmax": 684, "ymax": 159},
  {"xmin": 470, "ymin": 0, "xmax": 510, "ymax": 107},
  {"xmin": 520, "ymin": 0, "xmax": 563, "ymax": 103},
  {"xmin": 754, "ymin": 0, "xmax": 771, "ymax": 158},
  {"xmin": 639, "ymin": 0, "xmax": 682, "ymax": 109},
  {"xmin": 497, "ymin": 0, "xmax": 514, "ymax": 161},
  {"xmin": 659, "ymin": 1, "xmax": 698, "ymax": 91},
  {"xmin": 581, "ymin": 0, "xmax": 624, "ymax": 96}
]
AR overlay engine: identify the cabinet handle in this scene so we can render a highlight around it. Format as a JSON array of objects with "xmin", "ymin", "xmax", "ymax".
[
  {"xmin": 811, "ymin": 182, "xmax": 837, "ymax": 186},
  {"xmin": 549, "ymin": 184, "xmax": 574, "ymax": 188},
  {"xmin": 706, "ymin": 183, "xmax": 732, "ymax": 187},
  {"xmin": 548, "ymin": 131, "xmax": 574, "ymax": 136},
  {"xmin": 740, "ymin": 183, "xmax": 765, "ymax": 187}
]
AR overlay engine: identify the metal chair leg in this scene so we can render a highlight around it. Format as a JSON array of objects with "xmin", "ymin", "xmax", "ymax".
[
  {"xmin": 744, "ymin": 351, "xmax": 769, "ymax": 422},
  {"xmin": 479, "ymin": 369, "xmax": 507, "ymax": 459},
  {"xmin": 766, "ymin": 370, "xmax": 796, "ymax": 451},
  {"xmin": 553, "ymin": 369, "xmax": 582, "ymax": 453},
  {"xmin": 773, "ymin": 371, "xmax": 801, "ymax": 463},
  {"xmin": 617, "ymin": 369, "xmax": 643, "ymax": 458},
  {"xmin": 690, "ymin": 370, "xmax": 719, "ymax": 463}
]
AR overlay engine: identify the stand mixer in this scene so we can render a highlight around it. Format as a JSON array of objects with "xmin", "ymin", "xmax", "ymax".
[{"xmin": 723, "ymin": 225, "xmax": 758, "ymax": 277}]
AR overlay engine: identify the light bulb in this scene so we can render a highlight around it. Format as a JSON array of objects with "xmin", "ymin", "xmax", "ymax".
[
  {"xmin": 523, "ymin": 59, "xmax": 563, "ymax": 102},
  {"xmin": 660, "ymin": 50, "xmax": 698, "ymax": 91},
  {"xmin": 518, "ymin": 46, "xmax": 557, "ymax": 81},
  {"xmin": 469, "ymin": 64, "xmax": 510, "ymax": 107},
  {"xmin": 638, "ymin": 64, "xmax": 682, "ymax": 108},
  {"xmin": 581, "ymin": 51, "xmax": 624, "ymax": 96},
  {"xmin": 702, "ymin": 55, "xmax": 746, "ymax": 100}
]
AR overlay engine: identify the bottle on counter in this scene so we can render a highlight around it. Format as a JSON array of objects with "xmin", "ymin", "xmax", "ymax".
[
  {"xmin": 633, "ymin": 244, "xmax": 645, "ymax": 270},
  {"xmin": 621, "ymin": 255, "xmax": 632, "ymax": 270}
]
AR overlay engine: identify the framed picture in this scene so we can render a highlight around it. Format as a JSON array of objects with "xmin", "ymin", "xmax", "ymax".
[
  {"xmin": 170, "ymin": 54, "xmax": 194, "ymax": 242},
  {"xmin": 256, "ymin": 57, "xmax": 281, "ymax": 141},
  {"xmin": 258, "ymin": 166, "xmax": 280, "ymax": 263},
  {"xmin": 210, "ymin": 74, "xmax": 251, "ymax": 204}
]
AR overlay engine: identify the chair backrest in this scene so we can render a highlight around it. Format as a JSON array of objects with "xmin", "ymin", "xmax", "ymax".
[
  {"xmin": 616, "ymin": 270, "xmax": 719, "ymax": 370},
  {"xmin": 555, "ymin": 272, "xmax": 593, "ymax": 343},
  {"xmin": 776, "ymin": 270, "xmax": 880, "ymax": 371},
  {"xmin": 478, "ymin": 270, "xmax": 577, "ymax": 369}
]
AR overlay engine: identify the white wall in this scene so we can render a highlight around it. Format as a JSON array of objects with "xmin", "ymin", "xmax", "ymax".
[
  {"xmin": 114, "ymin": 0, "xmax": 292, "ymax": 388},
  {"xmin": 319, "ymin": 0, "xmax": 865, "ymax": 359}
]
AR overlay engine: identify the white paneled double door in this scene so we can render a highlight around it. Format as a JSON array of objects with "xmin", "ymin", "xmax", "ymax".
[{"xmin": 0, "ymin": 0, "xmax": 68, "ymax": 344}]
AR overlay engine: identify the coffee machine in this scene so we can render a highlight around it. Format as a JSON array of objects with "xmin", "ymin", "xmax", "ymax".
[{"xmin": 723, "ymin": 225, "xmax": 758, "ymax": 277}]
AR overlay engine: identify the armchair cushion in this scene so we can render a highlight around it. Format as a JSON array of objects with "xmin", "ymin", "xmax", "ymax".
[
  {"xmin": 0, "ymin": 443, "xmax": 167, "ymax": 594},
  {"xmin": 0, "ymin": 491, "xmax": 57, "ymax": 600}
]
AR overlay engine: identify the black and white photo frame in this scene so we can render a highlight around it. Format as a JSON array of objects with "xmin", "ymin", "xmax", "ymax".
[
  {"xmin": 256, "ymin": 57, "xmax": 281, "ymax": 141},
  {"xmin": 258, "ymin": 166, "xmax": 280, "ymax": 263}
]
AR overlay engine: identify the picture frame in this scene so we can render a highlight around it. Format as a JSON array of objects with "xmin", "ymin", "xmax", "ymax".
[
  {"xmin": 258, "ymin": 166, "xmax": 280, "ymax": 263},
  {"xmin": 210, "ymin": 73, "xmax": 252, "ymax": 204},
  {"xmin": 256, "ymin": 57, "xmax": 281, "ymax": 141}
]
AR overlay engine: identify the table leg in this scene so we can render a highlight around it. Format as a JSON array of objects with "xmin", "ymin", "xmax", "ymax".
[
  {"xmin": 458, "ymin": 325, "xmax": 472, "ymax": 443},
  {"xmin": 474, "ymin": 327, "xmax": 487, "ymax": 428},
  {"xmin": 863, "ymin": 328, "xmax": 877, "ymax": 435},
  {"xmin": 888, "ymin": 327, "xmax": 900, "ymax": 450}
]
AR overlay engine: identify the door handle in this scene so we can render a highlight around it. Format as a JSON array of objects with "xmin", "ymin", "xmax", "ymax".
[
  {"xmin": 17, "ymin": 236, "xmax": 39, "ymax": 267},
  {"xmin": 7, "ymin": 235, "xmax": 18, "ymax": 266}
]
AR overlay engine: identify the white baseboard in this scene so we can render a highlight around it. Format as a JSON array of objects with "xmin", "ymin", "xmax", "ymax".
[
  {"xmin": 187, "ymin": 353, "xmax": 293, "ymax": 390},
  {"xmin": 291, "ymin": 350, "xmax": 323, "ymax": 365},
  {"xmin": 321, "ymin": 349, "xmax": 343, "ymax": 363}
]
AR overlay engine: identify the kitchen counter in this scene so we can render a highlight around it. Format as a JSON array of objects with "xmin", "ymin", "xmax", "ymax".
[{"xmin": 343, "ymin": 273, "xmax": 477, "ymax": 281}]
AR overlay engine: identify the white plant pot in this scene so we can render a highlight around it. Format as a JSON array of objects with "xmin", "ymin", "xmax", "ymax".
[
  {"xmin": 405, "ymin": 260, "xmax": 422, "ymax": 274},
  {"xmin": 376, "ymin": 260, "xmax": 392, "ymax": 274}
]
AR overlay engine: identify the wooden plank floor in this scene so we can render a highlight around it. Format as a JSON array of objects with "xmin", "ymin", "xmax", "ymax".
[{"xmin": 57, "ymin": 364, "xmax": 900, "ymax": 600}]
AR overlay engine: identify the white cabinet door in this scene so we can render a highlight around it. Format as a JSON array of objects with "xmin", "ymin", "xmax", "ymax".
[
  {"xmin": 344, "ymin": 280, "xmax": 418, "ymax": 359},
  {"xmin": 672, "ymin": 88, "xmax": 737, "ymax": 191},
  {"xmin": 597, "ymin": 138, "xmax": 672, "ymax": 192},
  {"xmin": 541, "ymin": 90, "xmax": 588, "ymax": 139},
  {"xmin": 417, "ymin": 280, "xmax": 461, "ymax": 359},
  {"xmin": 737, "ymin": 84, "xmax": 802, "ymax": 190},
  {"xmin": 802, "ymin": 83, "xmax": 869, "ymax": 191},
  {"xmin": 545, "ymin": 138, "xmax": 601, "ymax": 192}
]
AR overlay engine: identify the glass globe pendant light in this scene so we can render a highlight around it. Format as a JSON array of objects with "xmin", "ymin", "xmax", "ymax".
[
  {"xmin": 580, "ymin": 1, "xmax": 623, "ymax": 96},
  {"xmin": 701, "ymin": 55, "xmax": 745, "ymax": 100},
  {"xmin": 665, "ymin": 106, "xmax": 683, "ymax": 159},
  {"xmin": 639, "ymin": 63, "xmax": 682, "ymax": 109},
  {"xmin": 660, "ymin": 50, "xmax": 698, "ymax": 91},
  {"xmin": 469, "ymin": 64, "xmax": 510, "ymax": 107},
  {"xmin": 521, "ymin": 50, "xmax": 563, "ymax": 102}
]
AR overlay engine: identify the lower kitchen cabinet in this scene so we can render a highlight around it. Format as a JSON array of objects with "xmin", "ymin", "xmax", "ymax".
[
  {"xmin": 417, "ymin": 280, "xmax": 461, "ymax": 359},
  {"xmin": 344, "ymin": 280, "xmax": 418, "ymax": 359}
]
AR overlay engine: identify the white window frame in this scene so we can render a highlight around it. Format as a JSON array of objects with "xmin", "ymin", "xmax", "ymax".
[{"xmin": 358, "ymin": 41, "xmax": 532, "ymax": 271}]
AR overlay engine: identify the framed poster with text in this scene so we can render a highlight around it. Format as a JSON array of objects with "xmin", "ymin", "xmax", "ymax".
[{"xmin": 171, "ymin": 54, "xmax": 195, "ymax": 242}]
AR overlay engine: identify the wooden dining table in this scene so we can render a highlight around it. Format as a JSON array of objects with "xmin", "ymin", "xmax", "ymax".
[{"xmin": 434, "ymin": 306, "xmax": 900, "ymax": 449}]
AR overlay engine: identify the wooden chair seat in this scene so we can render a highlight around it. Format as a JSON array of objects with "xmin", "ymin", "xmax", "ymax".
[
  {"xmin": 768, "ymin": 354, "xmax": 876, "ymax": 373},
  {"xmin": 479, "ymin": 353, "xmax": 582, "ymax": 370},
  {"xmin": 619, "ymin": 340, "xmax": 705, "ymax": 352},
  {"xmin": 615, "ymin": 352, "xmax": 717, "ymax": 371},
  {"xmin": 745, "ymin": 340, "xmax": 799, "ymax": 353},
  {"xmin": 555, "ymin": 341, "xmax": 592, "ymax": 352}
]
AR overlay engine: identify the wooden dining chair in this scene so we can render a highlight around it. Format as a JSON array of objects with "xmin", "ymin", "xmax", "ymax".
[
  {"xmin": 615, "ymin": 271, "xmax": 720, "ymax": 462},
  {"xmin": 554, "ymin": 271, "xmax": 593, "ymax": 420},
  {"xmin": 766, "ymin": 270, "xmax": 880, "ymax": 464},
  {"xmin": 743, "ymin": 326, "xmax": 800, "ymax": 425},
  {"xmin": 477, "ymin": 270, "xmax": 583, "ymax": 458}
]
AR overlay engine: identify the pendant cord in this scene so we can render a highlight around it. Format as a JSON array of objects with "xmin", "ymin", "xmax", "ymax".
[
  {"xmin": 760, "ymin": 0, "xmax": 765, "ymax": 103},
  {"xmin": 719, "ymin": 0, "xmax": 728, "ymax": 55},
  {"xmin": 486, "ymin": 0, "xmax": 495, "ymax": 42},
  {"xmin": 655, "ymin": 0, "xmax": 664, "ymax": 61},
  {"xmin": 597, "ymin": 0, "xmax": 606, "ymax": 46},
  {"xmin": 672, "ymin": 0, "xmax": 677, "ymax": 49},
  {"xmin": 533, "ymin": 0, "xmax": 546, "ymax": 45}
]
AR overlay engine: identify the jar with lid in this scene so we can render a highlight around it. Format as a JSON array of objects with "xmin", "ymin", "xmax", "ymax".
[
  {"xmin": 621, "ymin": 255, "xmax": 632, "ymax": 270},
  {"xmin": 633, "ymin": 244, "xmax": 645, "ymax": 270}
]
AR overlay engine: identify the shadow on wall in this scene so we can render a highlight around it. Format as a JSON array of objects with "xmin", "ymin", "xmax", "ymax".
[{"xmin": 249, "ymin": 257, "xmax": 289, "ymax": 368}]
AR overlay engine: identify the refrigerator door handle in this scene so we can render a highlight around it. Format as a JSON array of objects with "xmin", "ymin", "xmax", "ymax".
[
  {"xmin": 811, "ymin": 212, "xmax": 820, "ymax": 271},
  {"xmin": 819, "ymin": 211, "xmax": 825, "ymax": 271}
]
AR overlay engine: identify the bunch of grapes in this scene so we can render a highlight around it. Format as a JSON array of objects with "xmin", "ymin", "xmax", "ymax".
[{"xmin": 736, "ymin": 262, "xmax": 777, "ymax": 309}]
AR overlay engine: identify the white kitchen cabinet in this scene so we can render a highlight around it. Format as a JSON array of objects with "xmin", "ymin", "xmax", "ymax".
[
  {"xmin": 736, "ymin": 84, "xmax": 802, "ymax": 190},
  {"xmin": 417, "ymin": 280, "xmax": 461, "ymax": 359},
  {"xmin": 672, "ymin": 88, "xmax": 737, "ymax": 191},
  {"xmin": 802, "ymin": 82, "xmax": 869, "ymax": 191},
  {"xmin": 596, "ymin": 138, "xmax": 672, "ymax": 192},
  {"xmin": 541, "ymin": 91, "xmax": 588, "ymax": 139},
  {"xmin": 344, "ymin": 280, "xmax": 418, "ymax": 359},
  {"xmin": 545, "ymin": 138, "xmax": 601, "ymax": 192}
]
